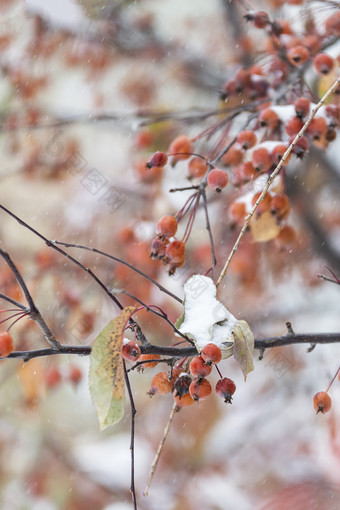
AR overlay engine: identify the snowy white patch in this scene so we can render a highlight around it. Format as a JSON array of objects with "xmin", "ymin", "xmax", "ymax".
[
  {"xmin": 178, "ymin": 275, "xmax": 237, "ymax": 357},
  {"xmin": 271, "ymin": 104, "xmax": 296, "ymax": 123}
]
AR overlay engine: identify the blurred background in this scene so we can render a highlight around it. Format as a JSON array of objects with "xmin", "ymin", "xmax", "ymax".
[{"xmin": 0, "ymin": 0, "xmax": 339, "ymax": 508}]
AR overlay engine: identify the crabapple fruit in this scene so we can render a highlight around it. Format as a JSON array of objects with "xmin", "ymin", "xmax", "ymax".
[
  {"xmin": 0, "ymin": 332, "xmax": 14, "ymax": 357},
  {"xmin": 201, "ymin": 343, "xmax": 222, "ymax": 365},
  {"xmin": 216, "ymin": 377, "xmax": 236, "ymax": 403},
  {"xmin": 121, "ymin": 341, "xmax": 141, "ymax": 362},
  {"xmin": 313, "ymin": 391, "xmax": 332, "ymax": 414},
  {"xmin": 207, "ymin": 169, "xmax": 228, "ymax": 192},
  {"xmin": 190, "ymin": 355, "xmax": 212, "ymax": 379},
  {"xmin": 156, "ymin": 216, "xmax": 178, "ymax": 238},
  {"xmin": 189, "ymin": 378, "xmax": 212, "ymax": 401}
]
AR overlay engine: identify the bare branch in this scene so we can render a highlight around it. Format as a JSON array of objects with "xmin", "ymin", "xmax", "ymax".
[{"xmin": 0, "ymin": 249, "xmax": 60, "ymax": 350}]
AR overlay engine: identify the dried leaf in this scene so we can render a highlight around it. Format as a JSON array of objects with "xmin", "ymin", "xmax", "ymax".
[
  {"xmin": 250, "ymin": 211, "xmax": 280, "ymax": 242},
  {"xmin": 232, "ymin": 320, "xmax": 254, "ymax": 380},
  {"xmin": 89, "ymin": 306, "xmax": 136, "ymax": 430}
]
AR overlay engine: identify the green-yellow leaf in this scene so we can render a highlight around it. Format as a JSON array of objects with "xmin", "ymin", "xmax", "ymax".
[
  {"xmin": 232, "ymin": 320, "xmax": 254, "ymax": 380},
  {"xmin": 89, "ymin": 306, "xmax": 136, "ymax": 430}
]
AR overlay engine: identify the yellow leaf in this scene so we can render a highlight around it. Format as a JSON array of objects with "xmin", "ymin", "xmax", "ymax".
[
  {"xmin": 89, "ymin": 306, "xmax": 136, "ymax": 430},
  {"xmin": 250, "ymin": 211, "xmax": 280, "ymax": 242},
  {"xmin": 318, "ymin": 67, "xmax": 339, "ymax": 101}
]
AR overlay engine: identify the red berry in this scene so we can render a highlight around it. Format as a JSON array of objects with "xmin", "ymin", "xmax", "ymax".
[
  {"xmin": 138, "ymin": 354, "xmax": 160, "ymax": 370},
  {"xmin": 173, "ymin": 374, "xmax": 192, "ymax": 399},
  {"xmin": 148, "ymin": 372, "xmax": 173, "ymax": 396},
  {"xmin": 190, "ymin": 356, "xmax": 212, "ymax": 379},
  {"xmin": 270, "ymin": 193, "xmax": 290, "ymax": 221},
  {"xmin": 165, "ymin": 240, "xmax": 186, "ymax": 264},
  {"xmin": 68, "ymin": 365, "xmax": 82, "ymax": 385},
  {"xmin": 169, "ymin": 135, "xmax": 193, "ymax": 163},
  {"xmin": 313, "ymin": 53, "xmax": 334, "ymax": 75},
  {"xmin": 287, "ymin": 45, "xmax": 310, "ymax": 66},
  {"xmin": 235, "ymin": 68, "xmax": 252, "ymax": 90},
  {"xmin": 0, "ymin": 332, "xmax": 14, "ymax": 357},
  {"xmin": 326, "ymin": 128, "xmax": 337, "ymax": 142},
  {"xmin": 272, "ymin": 143, "xmax": 290, "ymax": 165},
  {"xmin": 174, "ymin": 392, "xmax": 195, "ymax": 408},
  {"xmin": 325, "ymin": 104, "xmax": 340, "ymax": 126},
  {"xmin": 244, "ymin": 11, "xmax": 270, "ymax": 29},
  {"xmin": 146, "ymin": 151, "xmax": 168, "ymax": 169},
  {"xmin": 313, "ymin": 391, "xmax": 332, "ymax": 414},
  {"xmin": 306, "ymin": 117, "xmax": 328, "ymax": 141},
  {"xmin": 251, "ymin": 191, "xmax": 272, "ymax": 215},
  {"xmin": 121, "ymin": 341, "xmax": 141, "ymax": 362},
  {"xmin": 285, "ymin": 117, "xmax": 303, "ymax": 137},
  {"xmin": 45, "ymin": 367, "xmax": 62, "ymax": 389},
  {"xmin": 188, "ymin": 157, "xmax": 208, "ymax": 179},
  {"xmin": 189, "ymin": 378, "xmax": 212, "ymax": 401},
  {"xmin": 207, "ymin": 169, "xmax": 228, "ymax": 192},
  {"xmin": 294, "ymin": 97, "xmax": 310, "ymax": 119},
  {"xmin": 156, "ymin": 216, "xmax": 177, "ymax": 238},
  {"xmin": 240, "ymin": 161, "xmax": 257, "ymax": 181},
  {"xmin": 222, "ymin": 146, "xmax": 244, "ymax": 167},
  {"xmin": 290, "ymin": 136, "xmax": 309, "ymax": 158},
  {"xmin": 259, "ymin": 108, "xmax": 280, "ymax": 129},
  {"xmin": 216, "ymin": 377, "xmax": 236, "ymax": 403},
  {"xmin": 229, "ymin": 201, "xmax": 247, "ymax": 224},
  {"xmin": 150, "ymin": 236, "xmax": 168, "ymax": 259},
  {"xmin": 304, "ymin": 35, "xmax": 321, "ymax": 54},
  {"xmin": 201, "ymin": 343, "xmax": 222, "ymax": 365},
  {"xmin": 325, "ymin": 12, "xmax": 340, "ymax": 37},
  {"xmin": 252, "ymin": 147, "xmax": 273, "ymax": 173},
  {"xmin": 237, "ymin": 130, "xmax": 257, "ymax": 150}
]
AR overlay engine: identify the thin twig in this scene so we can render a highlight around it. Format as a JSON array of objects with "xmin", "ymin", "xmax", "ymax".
[
  {"xmin": 200, "ymin": 187, "xmax": 216, "ymax": 278},
  {"xmin": 144, "ymin": 401, "xmax": 178, "ymax": 496},
  {"xmin": 124, "ymin": 362, "xmax": 138, "ymax": 510},
  {"xmin": 0, "ymin": 249, "xmax": 60, "ymax": 349},
  {"xmin": 0, "ymin": 203, "xmax": 148, "ymax": 346},
  {"xmin": 216, "ymin": 75, "xmax": 340, "ymax": 288},
  {"xmin": 53, "ymin": 240, "xmax": 182, "ymax": 303},
  {"xmin": 0, "ymin": 293, "xmax": 27, "ymax": 310},
  {"xmin": 119, "ymin": 291, "xmax": 193, "ymax": 344},
  {"xmin": 212, "ymin": 112, "xmax": 257, "ymax": 164},
  {"xmin": 326, "ymin": 366, "xmax": 340, "ymax": 393}
]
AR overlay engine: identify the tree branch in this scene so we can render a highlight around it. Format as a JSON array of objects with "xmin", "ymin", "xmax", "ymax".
[{"xmin": 3, "ymin": 332, "xmax": 340, "ymax": 362}]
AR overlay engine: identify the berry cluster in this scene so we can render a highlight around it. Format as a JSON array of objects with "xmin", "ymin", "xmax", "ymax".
[
  {"xmin": 122, "ymin": 340, "xmax": 237, "ymax": 409},
  {"xmin": 131, "ymin": 6, "xmax": 340, "ymax": 274},
  {"xmin": 150, "ymin": 215, "xmax": 186, "ymax": 275}
]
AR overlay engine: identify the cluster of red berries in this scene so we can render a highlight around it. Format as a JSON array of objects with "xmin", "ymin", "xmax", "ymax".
[
  {"xmin": 149, "ymin": 215, "xmax": 186, "ymax": 275},
  {"xmin": 132, "ymin": 7, "xmax": 340, "ymax": 276},
  {"xmin": 224, "ymin": 10, "xmax": 340, "ymax": 100},
  {"xmin": 122, "ymin": 340, "xmax": 237, "ymax": 409}
]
